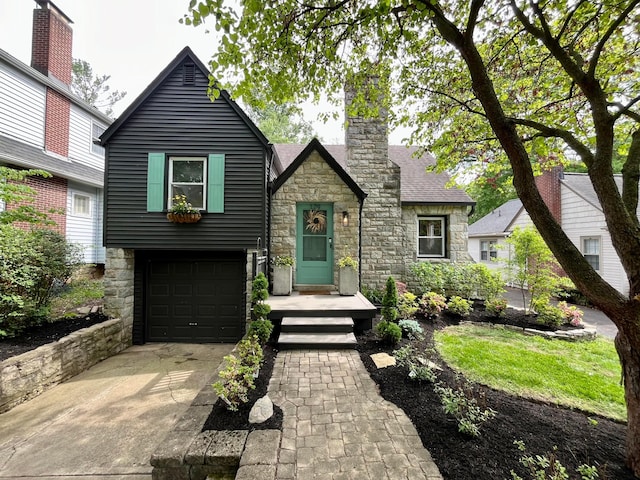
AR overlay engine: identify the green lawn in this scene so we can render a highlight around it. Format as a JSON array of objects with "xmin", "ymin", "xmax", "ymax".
[{"xmin": 434, "ymin": 324, "xmax": 626, "ymax": 421}]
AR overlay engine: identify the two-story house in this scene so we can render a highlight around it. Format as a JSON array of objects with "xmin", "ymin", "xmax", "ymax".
[{"xmin": 0, "ymin": 0, "xmax": 111, "ymax": 264}]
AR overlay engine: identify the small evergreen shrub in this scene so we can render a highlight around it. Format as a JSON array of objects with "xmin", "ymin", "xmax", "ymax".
[
  {"xmin": 375, "ymin": 320, "xmax": 402, "ymax": 345},
  {"xmin": 398, "ymin": 319, "xmax": 424, "ymax": 339},
  {"xmin": 247, "ymin": 319, "xmax": 274, "ymax": 344},
  {"xmin": 419, "ymin": 291, "xmax": 448, "ymax": 318},
  {"xmin": 447, "ymin": 296, "xmax": 472, "ymax": 317},
  {"xmin": 251, "ymin": 272, "xmax": 271, "ymax": 321},
  {"xmin": 381, "ymin": 276, "xmax": 399, "ymax": 322}
]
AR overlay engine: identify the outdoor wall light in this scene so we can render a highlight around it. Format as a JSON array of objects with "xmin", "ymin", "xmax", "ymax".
[{"xmin": 342, "ymin": 211, "xmax": 349, "ymax": 227}]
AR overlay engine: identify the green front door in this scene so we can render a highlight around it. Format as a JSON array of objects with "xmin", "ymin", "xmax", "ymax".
[{"xmin": 296, "ymin": 203, "xmax": 334, "ymax": 285}]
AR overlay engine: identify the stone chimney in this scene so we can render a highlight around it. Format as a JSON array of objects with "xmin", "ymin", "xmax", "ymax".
[
  {"xmin": 535, "ymin": 165, "xmax": 563, "ymax": 223},
  {"xmin": 345, "ymin": 78, "xmax": 404, "ymax": 289},
  {"xmin": 31, "ymin": 0, "xmax": 73, "ymax": 157}
]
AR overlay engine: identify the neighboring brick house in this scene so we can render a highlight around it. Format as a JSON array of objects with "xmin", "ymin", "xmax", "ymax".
[
  {"xmin": 101, "ymin": 47, "xmax": 474, "ymax": 343},
  {"xmin": 469, "ymin": 167, "xmax": 636, "ymax": 295},
  {"xmin": 0, "ymin": 0, "xmax": 111, "ymax": 263}
]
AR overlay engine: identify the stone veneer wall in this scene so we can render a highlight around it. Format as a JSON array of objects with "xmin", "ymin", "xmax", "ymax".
[
  {"xmin": 0, "ymin": 318, "xmax": 128, "ymax": 413},
  {"xmin": 271, "ymin": 151, "xmax": 360, "ymax": 287},
  {"xmin": 345, "ymin": 90, "xmax": 404, "ymax": 290},
  {"xmin": 103, "ymin": 248, "xmax": 134, "ymax": 342}
]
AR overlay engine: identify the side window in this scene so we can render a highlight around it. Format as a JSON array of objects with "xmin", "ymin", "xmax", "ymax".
[
  {"xmin": 581, "ymin": 236, "xmax": 600, "ymax": 271},
  {"xmin": 72, "ymin": 193, "xmax": 92, "ymax": 217},
  {"xmin": 480, "ymin": 239, "xmax": 497, "ymax": 261},
  {"xmin": 146, "ymin": 153, "xmax": 225, "ymax": 213},
  {"xmin": 417, "ymin": 217, "xmax": 446, "ymax": 258},
  {"xmin": 91, "ymin": 122, "xmax": 106, "ymax": 156}
]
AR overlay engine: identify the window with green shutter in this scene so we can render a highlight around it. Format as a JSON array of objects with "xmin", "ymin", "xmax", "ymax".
[{"xmin": 146, "ymin": 153, "xmax": 225, "ymax": 213}]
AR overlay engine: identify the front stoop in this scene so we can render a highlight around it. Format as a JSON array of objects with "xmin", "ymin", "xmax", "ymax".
[{"xmin": 278, "ymin": 317, "xmax": 357, "ymax": 349}]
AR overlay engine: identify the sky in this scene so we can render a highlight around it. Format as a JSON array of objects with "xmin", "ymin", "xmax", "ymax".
[{"xmin": 0, "ymin": 0, "xmax": 409, "ymax": 144}]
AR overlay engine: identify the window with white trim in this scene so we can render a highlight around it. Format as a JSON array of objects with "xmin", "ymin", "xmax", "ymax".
[
  {"xmin": 581, "ymin": 236, "xmax": 601, "ymax": 271},
  {"xmin": 418, "ymin": 217, "xmax": 446, "ymax": 258},
  {"xmin": 168, "ymin": 157, "xmax": 207, "ymax": 210},
  {"xmin": 72, "ymin": 193, "xmax": 92, "ymax": 217},
  {"xmin": 480, "ymin": 239, "xmax": 498, "ymax": 261},
  {"xmin": 91, "ymin": 122, "xmax": 106, "ymax": 156}
]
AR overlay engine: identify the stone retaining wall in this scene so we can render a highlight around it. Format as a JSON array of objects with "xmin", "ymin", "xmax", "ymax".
[{"xmin": 0, "ymin": 318, "xmax": 130, "ymax": 413}]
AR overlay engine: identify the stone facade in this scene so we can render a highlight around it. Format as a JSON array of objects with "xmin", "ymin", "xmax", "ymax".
[
  {"xmin": 103, "ymin": 248, "xmax": 134, "ymax": 344},
  {"xmin": 0, "ymin": 318, "xmax": 128, "ymax": 413},
  {"xmin": 344, "ymin": 90, "xmax": 404, "ymax": 290},
  {"xmin": 271, "ymin": 151, "xmax": 361, "ymax": 287}
]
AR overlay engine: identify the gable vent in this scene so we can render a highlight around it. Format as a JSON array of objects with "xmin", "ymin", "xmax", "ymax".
[{"xmin": 183, "ymin": 63, "xmax": 195, "ymax": 85}]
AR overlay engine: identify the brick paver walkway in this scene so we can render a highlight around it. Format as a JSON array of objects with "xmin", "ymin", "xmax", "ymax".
[{"xmin": 267, "ymin": 350, "xmax": 443, "ymax": 480}]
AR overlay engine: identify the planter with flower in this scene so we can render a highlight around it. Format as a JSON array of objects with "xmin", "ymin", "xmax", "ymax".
[
  {"xmin": 338, "ymin": 254, "xmax": 358, "ymax": 296},
  {"xmin": 166, "ymin": 194, "xmax": 201, "ymax": 223},
  {"xmin": 272, "ymin": 255, "xmax": 294, "ymax": 296}
]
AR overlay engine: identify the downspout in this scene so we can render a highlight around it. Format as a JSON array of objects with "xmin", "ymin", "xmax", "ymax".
[
  {"xmin": 266, "ymin": 145, "xmax": 274, "ymax": 280},
  {"xmin": 358, "ymin": 197, "xmax": 364, "ymax": 289}
]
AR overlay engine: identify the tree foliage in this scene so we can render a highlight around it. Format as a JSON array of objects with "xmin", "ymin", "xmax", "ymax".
[
  {"xmin": 244, "ymin": 100, "xmax": 317, "ymax": 143},
  {"xmin": 71, "ymin": 58, "xmax": 126, "ymax": 118},
  {"xmin": 182, "ymin": 1, "xmax": 640, "ymax": 472},
  {"xmin": 0, "ymin": 167, "xmax": 58, "ymax": 225}
]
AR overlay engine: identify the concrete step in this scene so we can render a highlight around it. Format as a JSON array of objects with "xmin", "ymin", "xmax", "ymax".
[
  {"xmin": 281, "ymin": 317, "xmax": 353, "ymax": 333},
  {"xmin": 277, "ymin": 332, "xmax": 357, "ymax": 349}
]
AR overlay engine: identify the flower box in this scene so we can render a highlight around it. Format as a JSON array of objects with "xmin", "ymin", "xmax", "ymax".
[{"xmin": 166, "ymin": 212, "xmax": 201, "ymax": 223}]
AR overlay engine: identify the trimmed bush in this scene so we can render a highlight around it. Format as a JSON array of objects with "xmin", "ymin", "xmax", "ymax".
[
  {"xmin": 247, "ymin": 319, "xmax": 274, "ymax": 344},
  {"xmin": 375, "ymin": 320, "xmax": 402, "ymax": 345},
  {"xmin": 447, "ymin": 296, "xmax": 472, "ymax": 317},
  {"xmin": 419, "ymin": 291, "xmax": 448, "ymax": 318},
  {"xmin": 381, "ymin": 276, "xmax": 398, "ymax": 322}
]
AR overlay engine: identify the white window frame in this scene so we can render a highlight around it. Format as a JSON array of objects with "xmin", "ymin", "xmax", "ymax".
[
  {"xmin": 417, "ymin": 216, "xmax": 446, "ymax": 258},
  {"xmin": 91, "ymin": 121, "xmax": 106, "ymax": 156},
  {"xmin": 480, "ymin": 239, "xmax": 498, "ymax": 261},
  {"xmin": 581, "ymin": 236, "xmax": 601, "ymax": 272},
  {"xmin": 168, "ymin": 156, "xmax": 207, "ymax": 210},
  {"xmin": 72, "ymin": 193, "xmax": 92, "ymax": 217}
]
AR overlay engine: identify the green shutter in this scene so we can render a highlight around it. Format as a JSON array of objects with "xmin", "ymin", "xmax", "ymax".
[
  {"xmin": 207, "ymin": 153, "xmax": 225, "ymax": 213},
  {"xmin": 147, "ymin": 153, "xmax": 165, "ymax": 212}
]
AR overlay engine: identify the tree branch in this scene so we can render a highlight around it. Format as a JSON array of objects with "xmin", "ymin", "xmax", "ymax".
[
  {"xmin": 588, "ymin": 0, "xmax": 640, "ymax": 77},
  {"xmin": 622, "ymin": 129, "xmax": 640, "ymax": 228},
  {"xmin": 610, "ymin": 96, "xmax": 640, "ymax": 122},
  {"xmin": 465, "ymin": 0, "xmax": 485, "ymax": 40}
]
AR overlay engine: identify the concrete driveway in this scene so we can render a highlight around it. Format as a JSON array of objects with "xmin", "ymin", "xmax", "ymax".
[{"xmin": 0, "ymin": 343, "xmax": 233, "ymax": 480}]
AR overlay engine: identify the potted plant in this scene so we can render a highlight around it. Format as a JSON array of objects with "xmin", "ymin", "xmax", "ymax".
[
  {"xmin": 338, "ymin": 254, "xmax": 358, "ymax": 295},
  {"xmin": 272, "ymin": 255, "xmax": 294, "ymax": 295},
  {"xmin": 166, "ymin": 194, "xmax": 201, "ymax": 223}
]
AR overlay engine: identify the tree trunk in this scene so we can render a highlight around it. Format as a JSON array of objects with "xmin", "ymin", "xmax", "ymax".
[{"xmin": 614, "ymin": 310, "xmax": 640, "ymax": 476}]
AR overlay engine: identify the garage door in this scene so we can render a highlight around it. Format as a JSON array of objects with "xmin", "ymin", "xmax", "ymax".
[{"xmin": 146, "ymin": 258, "xmax": 244, "ymax": 342}]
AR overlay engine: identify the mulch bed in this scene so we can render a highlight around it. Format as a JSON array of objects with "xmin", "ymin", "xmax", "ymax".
[
  {"xmin": 356, "ymin": 312, "xmax": 634, "ymax": 480},
  {"xmin": 0, "ymin": 312, "xmax": 109, "ymax": 361},
  {"xmin": 201, "ymin": 343, "xmax": 283, "ymax": 432}
]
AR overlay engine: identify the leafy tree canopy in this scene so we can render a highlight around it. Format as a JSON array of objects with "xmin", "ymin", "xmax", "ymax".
[
  {"xmin": 0, "ymin": 167, "xmax": 57, "ymax": 225},
  {"xmin": 71, "ymin": 59, "xmax": 127, "ymax": 118},
  {"xmin": 244, "ymin": 99, "xmax": 317, "ymax": 144}
]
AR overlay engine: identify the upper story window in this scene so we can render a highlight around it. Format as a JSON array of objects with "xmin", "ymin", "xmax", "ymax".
[
  {"xmin": 418, "ymin": 217, "xmax": 446, "ymax": 258},
  {"xmin": 480, "ymin": 239, "xmax": 497, "ymax": 261},
  {"xmin": 91, "ymin": 122, "xmax": 106, "ymax": 156},
  {"xmin": 146, "ymin": 153, "xmax": 225, "ymax": 214},
  {"xmin": 582, "ymin": 236, "xmax": 601, "ymax": 271},
  {"xmin": 168, "ymin": 157, "xmax": 206, "ymax": 210},
  {"xmin": 72, "ymin": 193, "xmax": 92, "ymax": 217}
]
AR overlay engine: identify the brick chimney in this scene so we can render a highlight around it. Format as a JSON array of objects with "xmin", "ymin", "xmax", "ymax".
[
  {"xmin": 31, "ymin": 0, "xmax": 73, "ymax": 157},
  {"xmin": 535, "ymin": 166, "xmax": 563, "ymax": 223}
]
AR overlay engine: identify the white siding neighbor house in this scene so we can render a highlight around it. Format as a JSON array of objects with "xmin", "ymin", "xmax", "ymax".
[
  {"xmin": 469, "ymin": 168, "xmax": 635, "ymax": 295},
  {"xmin": 0, "ymin": 1, "xmax": 111, "ymax": 264}
]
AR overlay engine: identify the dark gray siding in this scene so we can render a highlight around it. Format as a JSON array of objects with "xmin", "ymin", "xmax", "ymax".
[{"xmin": 104, "ymin": 57, "xmax": 267, "ymax": 249}]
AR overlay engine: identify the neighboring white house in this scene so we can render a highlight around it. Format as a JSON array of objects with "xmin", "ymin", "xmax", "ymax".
[
  {"xmin": 0, "ymin": 1, "xmax": 110, "ymax": 264},
  {"xmin": 469, "ymin": 168, "xmax": 633, "ymax": 295}
]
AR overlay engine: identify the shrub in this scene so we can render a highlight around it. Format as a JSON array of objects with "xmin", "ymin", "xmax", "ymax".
[
  {"xmin": 361, "ymin": 285, "xmax": 384, "ymax": 305},
  {"xmin": 212, "ymin": 354, "xmax": 257, "ymax": 411},
  {"xmin": 252, "ymin": 302, "xmax": 272, "ymax": 319},
  {"xmin": 393, "ymin": 344, "xmax": 438, "ymax": 382},
  {"xmin": 397, "ymin": 292, "xmax": 418, "ymax": 319},
  {"xmin": 0, "ymin": 225, "xmax": 83, "ymax": 337},
  {"xmin": 251, "ymin": 272, "xmax": 270, "ymax": 321},
  {"xmin": 236, "ymin": 335, "xmax": 264, "ymax": 370},
  {"xmin": 273, "ymin": 255, "xmax": 294, "ymax": 266},
  {"xmin": 398, "ymin": 319, "xmax": 423, "ymax": 339},
  {"xmin": 381, "ymin": 276, "xmax": 398, "ymax": 322},
  {"xmin": 419, "ymin": 291, "xmax": 448, "ymax": 318},
  {"xmin": 247, "ymin": 319, "xmax": 274, "ymax": 344},
  {"xmin": 535, "ymin": 303, "xmax": 564, "ymax": 328},
  {"xmin": 434, "ymin": 382, "xmax": 496, "ymax": 437},
  {"xmin": 447, "ymin": 296, "xmax": 472, "ymax": 316},
  {"xmin": 557, "ymin": 301, "xmax": 584, "ymax": 327},
  {"xmin": 410, "ymin": 262, "xmax": 445, "ymax": 295},
  {"xmin": 485, "ymin": 297, "xmax": 508, "ymax": 317},
  {"xmin": 375, "ymin": 320, "xmax": 402, "ymax": 345},
  {"xmin": 510, "ymin": 441, "xmax": 600, "ymax": 480}
]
